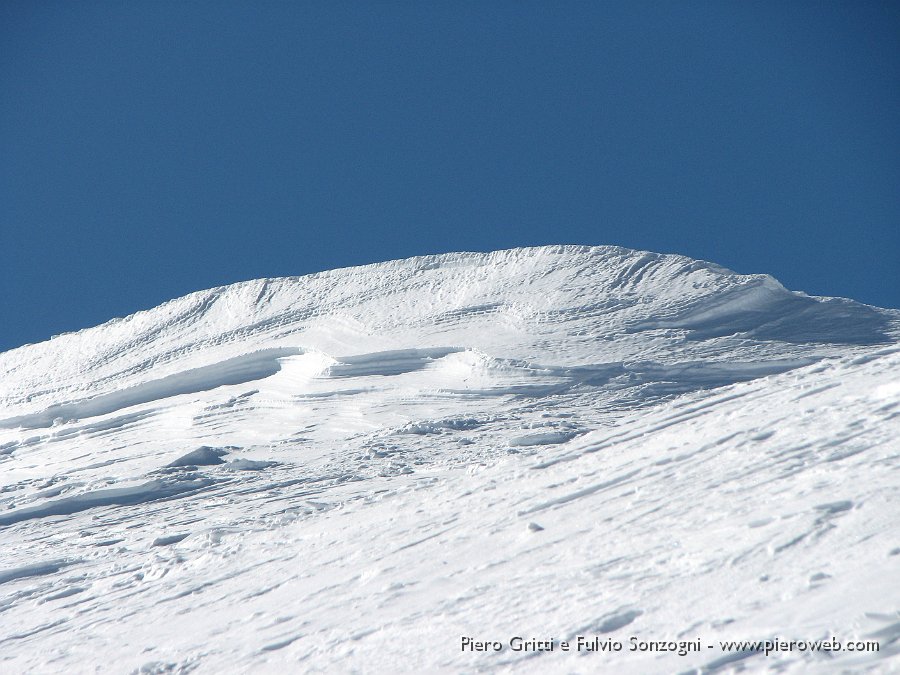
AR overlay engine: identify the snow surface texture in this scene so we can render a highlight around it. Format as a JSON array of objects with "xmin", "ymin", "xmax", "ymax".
[{"xmin": 1, "ymin": 245, "xmax": 898, "ymax": 674}]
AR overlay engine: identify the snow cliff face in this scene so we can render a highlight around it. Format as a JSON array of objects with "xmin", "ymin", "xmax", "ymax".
[{"xmin": 1, "ymin": 245, "xmax": 898, "ymax": 673}]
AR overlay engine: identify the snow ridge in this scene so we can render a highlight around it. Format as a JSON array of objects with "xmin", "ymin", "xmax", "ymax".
[{"xmin": 1, "ymin": 245, "xmax": 893, "ymax": 411}]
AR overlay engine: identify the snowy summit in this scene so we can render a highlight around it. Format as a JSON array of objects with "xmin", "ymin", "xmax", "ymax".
[{"xmin": 1, "ymin": 245, "xmax": 899, "ymax": 673}]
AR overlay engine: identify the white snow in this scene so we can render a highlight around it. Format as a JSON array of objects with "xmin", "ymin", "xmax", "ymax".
[{"xmin": 0, "ymin": 245, "xmax": 898, "ymax": 673}]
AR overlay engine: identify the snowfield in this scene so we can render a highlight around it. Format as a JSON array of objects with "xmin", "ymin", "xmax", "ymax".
[{"xmin": 1, "ymin": 245, "xmax": 898, "ymax": 674}]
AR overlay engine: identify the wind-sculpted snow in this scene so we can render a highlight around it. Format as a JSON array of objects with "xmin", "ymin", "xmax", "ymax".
[
  {"xmin": 632, "ymin": 277, "xmax": 893, "ymax": 344},
  {"xmin": 0, "ymin": 348, "xmax": 300, "ymax": 430},
  {"xmin": 0, "ymin": 476, "xmax": 219, "ymax": 526},
  {"xmin": 0, "ymin": 246, "xmax": 898, "ymax": 673}
]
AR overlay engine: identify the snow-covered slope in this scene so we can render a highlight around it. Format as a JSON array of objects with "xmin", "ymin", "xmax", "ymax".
[{"xmin": 1, "ymin": 245, "xmax": 898, "ymax": 673}]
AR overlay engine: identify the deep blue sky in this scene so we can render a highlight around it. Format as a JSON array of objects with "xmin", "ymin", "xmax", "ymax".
[{"xmin": 2, "ymin": 1, "xmax": 898, "ymax": 352}]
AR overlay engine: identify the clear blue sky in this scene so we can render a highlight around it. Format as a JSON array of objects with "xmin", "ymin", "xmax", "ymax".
[{"xmin": 2, "ymin": 1, "xmax": 898, "ymax": 352}]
